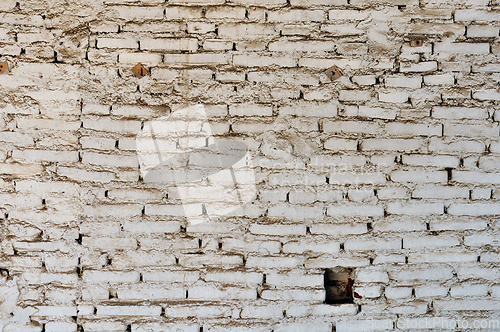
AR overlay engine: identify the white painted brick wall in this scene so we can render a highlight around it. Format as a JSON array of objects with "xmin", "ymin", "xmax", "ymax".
[{"xmin": 0, "ymin": 0, "xmax": 499, "ymax": 330}]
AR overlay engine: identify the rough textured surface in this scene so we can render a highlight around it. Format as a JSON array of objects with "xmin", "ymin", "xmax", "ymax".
[{"xmin": 1, "ymin": 0, "xmax": 500, "ymax": 331}]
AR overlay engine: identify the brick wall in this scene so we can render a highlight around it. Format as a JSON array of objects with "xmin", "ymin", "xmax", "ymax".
[{"xmin": 1, "ymin": 0, "xmax": 500, "ymax": 331}]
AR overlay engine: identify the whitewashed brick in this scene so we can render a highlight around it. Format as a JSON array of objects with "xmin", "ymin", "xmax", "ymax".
[
  {"xmin": 140, "ymin": 38, "xmax": 198, "ymax": 51},
  {"xmin": 423, "ymin": 74, "xmax": 454, "ymax": 85},
  {"xmin": 385, "ymin": 75, "xmax": 421, "ymax": 88},
  {"xmin": 435, "ymin": 43, "xmax": 490, "ymax": 55},
  {"xmin": 97, "ymin": 37, "xmax": 137, "ymax": 49},
  {"xmin": 404, "ymin": 235, "xmax": 459, "ymax": 249},
  {"xmin": 362, "ymin": 138, "xmax": 424, "ymax": 151},
  {"xmin": 345, "ymin": 237, "xmax": 401, "ymax": 251},
  {"xmin": 97, "ymin": 305, "xmax": 162, "ymax": 316},
  {"xmin": 432, "ymin": 107, "xmax": 488, "ymax": 120},
  {"xmin": 378, "ymin": 90, "xmax": 409, "ymax": 103},
  {"xmin": 358, "ymin": 106, "xmax": 396, "ymax": 119},
  {"xmin": 400, "ymin": 62, "xmax": 437, "ymax": 73},
  {"xmin": 449, "ymin": 203, "xmax": 500, "ymax": 216},
  {"xmin": 387, "ymin": 202, "xmax": 444, "ymax": 215},
  {"xmin": 268, "ymin": 10, "xmax": 326, "ymax": 22},
  {"xmin": 385, "ymin": 287, "xmax": 412, "ymax": 299},
  {"xmin": 339, "ymin": 90, "xmax": 371, "ymax": 102}
]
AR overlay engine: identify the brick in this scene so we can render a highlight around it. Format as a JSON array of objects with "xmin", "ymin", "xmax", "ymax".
[
  {"xmin": 274, "ymin": 323, "xmax": 331, "ymax": 332},
  {"xmin": 429, "ymin": 138, "xmax": 485, "ymax": 153},
  {"xmin": 391, "ymin": 170, "xmax": 447, "ymax": 183},
  {"xmin": 310, "ymin": 223, "xmax": 368, "ymax": 236},
  {"xmin": 17, "ymin": 118, "xmax": 81, "ymax": 131},
  {"xmin": 444, "ymin": 123, "xmax": 499, "ymax": 137},
  {"xmin": 299, "ymin": 57, "xmax": 362, "ymax": 69},
  {"xmin": 246, "ymin": 256, "xmax": 303, "ymax": 269},
  {"xmin": 45, "ymin": 322, "xmax": 77, "ymax": 332},
  {"xmin": 336, "ymin": 319, "xmax": 393, "ymax": 332},
  {"xmin": 293, "ymin": 0, "xmax": 347, "ymax": 5},
  {"xmin": 403, "ymin": 235, "xmax": 459, "ymax": 249},
  {"xmin": 268, "ymin": 204, "xmax": 325, "ymax": 220},
  {"xmin": 205, "ymin": 6, "xmax": 246, "ymax": 18},
  {"xmin": 32, "ymin": 306, "xmax": 77, "ymax": 317},
  {"xmin": 268, "ymin": 10, "xmax": 326, "ymax": 22},
  {"xmin": 233, "ymin": 54, "xmax": 296, "ymax": 67},
  {"xmin": 385, "ymin": 287, "xmax": 412, "ymax": 299},
  {"xmin": 455, "ymin": 9, "xmax": 500, "ymax": 22},
  {"xmin": 204, "ymin": 40, "xmax": 234, "ymax": 51},
  {"xmin": 97, "ymin": 305, "xmax": 162, "ymax": 316},
  {"xmin": 269, "ymin": 40, "xmax": 336, "ymax": 53},
  {"xmin": 219, "ymin": 23, "xmax": 277, "ymax": 38},
  {"xmin": 345, "ymin": 237, "xmax": 401, "ymax": 251},
  {"xmin": 386, "ymin": 123, "xmax": 441, "ymax": 136},
  {"xmin": 321, "ymin": 25, "xmax": 364, "ymax": 36},
  {"xmin": 229, "ymin": 104, "xmax": 273, "ymax": 117},
  {"xmin": 287, "ymin": 304, "xmax": 357, "ymax": 317},
  {"xmin": 402, "ymin": 154, "xmax": 458, "ymax": 167},
  {"xmin": 473, "ymin": 89, "xmax": 500, "ymax": 101},
  {"xmin": 82, "ymin": 152, "xmax": 138, "ymax": 168},
  {"xmin": 355, "ymin": 285, "xmax": 383, "ymax": 299},
  {"xmin": 378, "ymin": 91, "xmax": 409, "ymax": 103},
  {"xmin": 249, "ymin": 224, "xmax": 306, "ymax": 236},
  {"xmin": 434, "ymin": 43, "xmax": 490, "ymax": 55},
  {"xmin": 392, "ymin": 267, "xmax": 454, "ymax": 281},
  {"xmin": 324, "ymin": 138, "xmax": 357, "ymax": 151},
  {"xmin": 361, "ymin": 138, "xmax": 425, "ymax": 152},
  {"xmin": 352, "ymin": 75, "xmax": 376, "ymax": 85},
  {"xmin": 451, "ymin": 283, "xmax": 489, "ymax": 297},
  {"xmin": 188, "ymin": 285, "xmax": 255, "ymax": 300},
  {"xmin": 97, "ymin": 37, "xmax": 137, "ymax": 49},
  {"xmin": 83, "ymin": 117, "xmax": 141, "ymax": 134},
  {"xmin": 454, "ymin": 171, "xmax": 500, "ymax": 184},
  {"xmin": 424, "ymin": 73, "xmax": 454, "ymax": 85},
  {"xmin": 133, "ymin": 324, "xmax": 199, "ymax": 332},
  {"xmin": 261, "ymin": 289, "xmax": 324, "ymax": 301},
  {"xmin": 82, "ymin": 237, "xmax": 138, "ymax": 250},
  {"xmin": 142, "ymin": 271, "xmax": 199, "ymax": 283},
  {"xmin": 358, "ymin": 106, "xmax": 397, "ymax": 119},
  {"xmin": 387, "ymin": 202, "xmax": 444, "ymax": 215},
  {"xmin": 400, "ymin": 61, "xmax": 437, "ymax": 73},
  {"xmin": 231, "ymin": 0, "xmax": 286, "ymax": 4},
  {"xmin": 140, "ymin": 38, "xmax": 198, "ymax": 51},
  {"xmin": 266, "ymin": 272, "xmax": 323, "ymax": 287},
  {"xmin": 356, "ymin": 268, "xmax": 389, "ymax": 283},
  {"xmin": 412, "ymin": 185, "xmax": 469, "ymax": 199},
  {"xmin": 185, "ymin": 22, "xmax": 215, "ymax": 34},
  {"xmin": 385, "ymin": 75, "xmax": 422, "ymax": 88},
  {"xmin": 12, "ymin": 149, "xmax": 78, "ymax": 163},
  {"xmin": 409, "ymin": 250, "xmax": 477, "ymax": 263},
  {"xmin": 432, "ymin": 106, "xmax": 488, "ymax": 119},
  {"xmin": 280, "ymin": 102, "xmax": 337, "ymax": 117},
  {"xmin": 473, "ymin": 63, "xmax": 500, "ymax": 73},
  {"xmin": 434, "ymin": 299, "xmax": 500, "ymax": 311},
  {"xmin": 448, "ymin": 203, "xmax": 500, "ymax": 216},
  {"xmin": 240, "ymin": 304, "xmax": 284, "ymax": 319},
  {"xmin": 117, "ymin": 285, "xmax": 185, "ymax": 300},
  {"xmin": 376, "ymin": 187, "xmax": 409, "ymax": 200},
  {"xmin": 329, "ymin": 172, "xmax": 386, "ymax": 185},
  {"xmin": 339, "ymin": 90, "xmax": 371, "ymax": 102},
  {"xmin": 468, "ymin": 25, "xmax": 499, "ymax": 38},
  {"xmin": 109, "ymin": 6, "xmax": 163, "ymax": 20},
  {"xmin": 329, "ymin": 10, "xmax": 370, "ymax": 20},
  {"xmin": 283, "ymin": 240, "xmax": 340, "ymax": 254},
  {"xmin": 350, "ymin": 0, "xmax": 418, "ymax": 5},
  {"xmin": 82, "ymin": 322, "xmax": 127, "ymax": 331}
]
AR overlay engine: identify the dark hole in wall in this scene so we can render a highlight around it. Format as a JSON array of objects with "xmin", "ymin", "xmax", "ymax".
[{"xmin": 324, "ymin": 267, "xmax": 354, "ymax": 304}]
